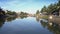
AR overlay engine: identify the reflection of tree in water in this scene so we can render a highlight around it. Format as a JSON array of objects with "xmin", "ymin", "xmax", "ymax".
[
  {"xmin": 36, "ymin": 17, "xmax": 40, "ymax": 22},
  {"xmin": 20, "ymin": 16, "xmax": 27, "ymax": 19},
  {"xmin": 0, "ymin": 18, "xmax": 5, "ymax": 28},
  {"xmin": 6, "ymin": 17, "xmax": 16, "ymax": 22},
  {"xmin": 40, "ymin": 20, "xmax": 60, "ymax": 34},
  {"xmin": 47, "ymin": 22, "xmax": 60, "ymax": 34},
  {"xmin": 5, "ymin": 16, "xmax": 28, "ymax": 22},
  {"xmin": 40, "ymin": 20, "xmax": 48, "ymax": 28}
]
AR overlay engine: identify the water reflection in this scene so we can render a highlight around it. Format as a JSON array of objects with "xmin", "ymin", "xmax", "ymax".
[
  {"xmin": 0, "ymin": 16, "xmax": 28, "ymax": 28},
  {"xmin": 0, "ymin": 18, "xmax": 5, "ymax": 28},
  {"xmin": 40, "ymin": 20, "xmax": 48, "ymax": 28},
  {"xmin": 6, "ymin": 17, "xmax": 16, "ymax": 22},
  {"xmin": 36, "ymin": 17, "xmax": 40, "ymax": 22},
  {"xmin": 0, "ymin": 16, "xmax": 60, "ymax": 34},
  {"xmin": 20, "ymin": 16, "xmax": 27, "ymax": 19},
  {"xmin": 40, "ymin": 19, "xmax": 60, "ymax": 34}
]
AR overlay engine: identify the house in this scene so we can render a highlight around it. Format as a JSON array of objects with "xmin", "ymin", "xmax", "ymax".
[{"xmin": 51, "ymin": 7, "xmax": 60, "ymax": 16}]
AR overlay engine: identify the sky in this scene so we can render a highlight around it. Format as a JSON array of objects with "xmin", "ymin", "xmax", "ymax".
[{"xmin": 0, "ymin": 0, "xmax": 58, "ymax": 14}]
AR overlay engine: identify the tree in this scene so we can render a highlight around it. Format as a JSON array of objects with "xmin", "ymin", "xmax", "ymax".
[
  {"xmin": 57, "ymin": 0, "xmax": 60, "ymax": 6},
  {"xmin": 40, "ymin": 0, "xmax": 60, "ymax": 15},
  {"xmin": 20, "ymin": 11, "xmax": 28, "ymax": 17},
  {"xmin": 6, "ymin": 10, "xmax": 17, "ymax": 15},
  {"xmin": 36, "ymin": 10, "xmax": 40, "ymax": 14},
  {"xmin": 41, "ymin": 6, "xmax": 47, "ymax": 13},
  {"xmin": 0, "ymin": 7, "xmax": 5, "ymax": 15},
  {"xmin": 40, "ymin": 6, "xmax": 49, "ymax": 15}
]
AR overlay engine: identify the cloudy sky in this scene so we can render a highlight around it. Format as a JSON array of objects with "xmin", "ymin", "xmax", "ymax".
[{"xmin": 0, "ymin": 0, "xmax": 58, "ymax": 14}]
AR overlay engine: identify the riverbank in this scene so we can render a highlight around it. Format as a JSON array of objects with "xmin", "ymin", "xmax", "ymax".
[
  {"xmin": 41, "ymin": 15, "xmax": 48, "ymax": 19},
  {"xmin": 37, "ymin": 15, "xmax": 48, "ymax": 20}
]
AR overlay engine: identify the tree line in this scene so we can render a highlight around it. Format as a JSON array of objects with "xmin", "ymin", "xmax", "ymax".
[
  {"xmin": 0, "ymin": 7, "xmax": 28, "ymax": 17},
  {"xmin": 36, "ymin": 0, "xmax": 60, "ymax": 15}
]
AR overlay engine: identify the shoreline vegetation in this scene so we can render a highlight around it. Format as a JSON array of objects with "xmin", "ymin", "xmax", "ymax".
[
  {"xmin": 0, "ymin": 0, "xmax": 60, "ymax": 34},
  {"xmin": 0, "ymin": 0, "xmax": 60, "ymax": 20},
  {"xmin": 35, "ymin": 0, "xmax": 60, "ymax": 19}
]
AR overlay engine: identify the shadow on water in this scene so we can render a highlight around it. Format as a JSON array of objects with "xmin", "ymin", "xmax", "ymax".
[
  {"xmin": 20, "ymin": 16, "xmax": 27, "ymax": 19},
  {"xmin": 0, "ymin": 16, "xmax": 16, "ymax": 28},
  {"xmin": 0, "ymin": 17, "xmax": 6, "ymax": 28},
  {"xmin": 40, "ymin": 18, "xmax": 60, "ymax": 34},
  {"xmin": 36, "ymin": 17, "xmax": 40, "ymax": 22},
  {"xmin": 0, "ymin": 16, "xmax": 28, "ymax": 28},
  {"xmin": 6, "ymin": 17, "xmax": 17, "ymax": 22}
]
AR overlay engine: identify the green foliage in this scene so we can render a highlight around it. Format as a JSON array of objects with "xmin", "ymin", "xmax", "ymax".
[
  {"xmin": 40, "ymin": 0, "xmax": 60, "ymax": 15},
  {"xmin": 6, "ymin": 10, "xmax": 17, "ymax": 15},
  {"xmin": 57, "ymin": 0, "xmax": 60, "ymax": 6},
  {"xmin": 41, "ymin": 6, "xmax": 47, "ymax": 13},
  {"xmin": 36, "ymin": 10, "xmax": 40, "ymax": 14},
  {"xmin": 20, "ymin": 12, "xmax": 28, "ymax": 17},
  {"xmin": 0, "ymin": 8, "xmax": 5, "ymax": 15}
]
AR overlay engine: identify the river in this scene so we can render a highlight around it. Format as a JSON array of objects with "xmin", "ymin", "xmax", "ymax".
[{"xmin": 0, "ymin": 17, "xmax": 60, "ymax": 34}]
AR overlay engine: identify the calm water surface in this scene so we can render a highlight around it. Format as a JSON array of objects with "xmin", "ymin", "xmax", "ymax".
[{"xmin": 0, "ymin": 17, "xmax": 60, "ymax": 34}]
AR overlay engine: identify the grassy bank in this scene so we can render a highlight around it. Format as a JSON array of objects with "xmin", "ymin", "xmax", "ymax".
[{"xmin": 39, "ymin": 15, "xmax": 48, "ymax": 19}]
